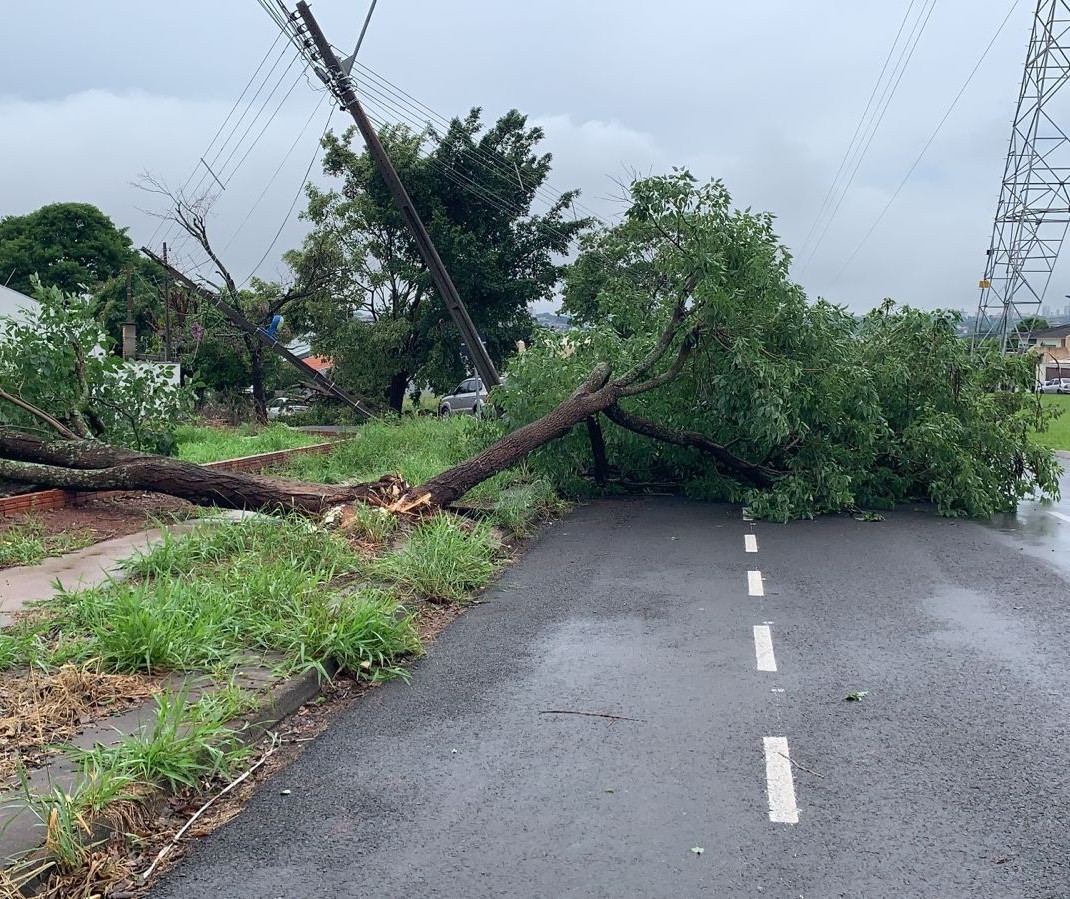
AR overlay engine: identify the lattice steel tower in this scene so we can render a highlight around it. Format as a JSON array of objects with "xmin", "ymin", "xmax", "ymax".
[{"xmin": 974, "ymin": 0, "xmax": 1070, "ymax": 350}]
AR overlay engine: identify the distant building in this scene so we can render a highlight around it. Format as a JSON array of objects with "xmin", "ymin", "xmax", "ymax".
[
  {"xmin": 0, "ymin": 283, "xmax": 36, "ymax": 322},
  {"xmin": 1026, "ymin": 323, "xmax": 1070, "ymax": 380}
]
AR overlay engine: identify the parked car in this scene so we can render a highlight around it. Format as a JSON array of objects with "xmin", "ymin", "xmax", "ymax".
[
  {"xmin": 267, "ymin": 398, "xmax": 311, "ymax": 420},
  {"xmin": 438, "ymin": 378, "xmax": 488, "ymax": 417},
  {"xmin": 1038, "ymin": 378, "xmax": 1070, "ymax": 394}
]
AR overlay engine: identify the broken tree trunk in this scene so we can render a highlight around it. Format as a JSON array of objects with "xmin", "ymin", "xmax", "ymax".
[{"xmin": 0, "ymin": 431, "xmax": 402, "ymax": 515}]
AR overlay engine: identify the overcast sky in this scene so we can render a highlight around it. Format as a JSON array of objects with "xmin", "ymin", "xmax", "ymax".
[{"xmin": 0, "ymin": 0, "xmax": 1063, "ymax": 316}]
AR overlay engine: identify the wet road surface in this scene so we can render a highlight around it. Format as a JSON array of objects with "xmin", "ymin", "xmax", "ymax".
[{"xmin": 150, "ymin": 494, "xmax": 1070, "ymax": 898}]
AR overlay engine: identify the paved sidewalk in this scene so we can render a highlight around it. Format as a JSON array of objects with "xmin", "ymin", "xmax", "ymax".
[{"xmin": 0, "ymin": 513, "xmax": 251, "ymax": 623}]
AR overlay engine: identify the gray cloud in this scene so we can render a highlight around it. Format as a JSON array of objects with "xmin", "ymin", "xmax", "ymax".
[{"xmin": 0, "ymin": 1, "xmax": 1062, "ymax": 317}]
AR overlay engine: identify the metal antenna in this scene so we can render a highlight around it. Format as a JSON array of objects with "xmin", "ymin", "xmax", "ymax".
[{"xmin": 974, "ymin": 0, "xmax": 1070, "ymax": 351}]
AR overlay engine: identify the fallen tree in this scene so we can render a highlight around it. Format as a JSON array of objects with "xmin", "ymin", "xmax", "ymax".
[
  {"xmin": 1, "ymin": 172, "xmax": 1061, "ymax": 520},
  {"xmin": 0, "ymin": 431, "xmax": 404, "ymax": 514}
]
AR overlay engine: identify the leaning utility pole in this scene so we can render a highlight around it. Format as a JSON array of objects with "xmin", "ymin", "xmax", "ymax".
[
  {"xmin": 141, "ymin": 247, "xmax": 374, "ymax": 418},
  {"xmin": 122, "ymin": 267, "xmax": 136, "ymax": 360},
  {"xmin": 974, "ymin": 0, "xmax": 1070, "ymax": 351},
  {"xmin": 286, "ymin": 1, "xmax": 500, "ymax": 389},
  {"xmin": 163, "ymin": 242, "xmax": 173, "ymax": 362}
]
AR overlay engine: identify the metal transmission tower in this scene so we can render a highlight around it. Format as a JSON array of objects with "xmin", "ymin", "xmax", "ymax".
[{"xmin": 974, "ymin": 0, "xmax": 1070, "ymax": 350}]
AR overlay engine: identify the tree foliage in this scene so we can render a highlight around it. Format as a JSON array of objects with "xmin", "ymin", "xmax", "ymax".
[
  {"xmin": 289, "ymin": 108, "xmax": 591, "ymax": 411},
  {"xmin": 495, "ymin": 171, "xmax": 1059, "ymax": 520},
  {"xmin": 0, "ymin": 203, "xmax": 135, "ymax": 295},
  {"xmin": 0, "ymin": 281, "xmax": 190, "ymax": 453}
]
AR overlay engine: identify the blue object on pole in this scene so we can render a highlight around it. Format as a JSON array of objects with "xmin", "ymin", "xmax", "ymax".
[{"xmin": 265, "ymin": 314, "xmax": 283, "ymax": 339}]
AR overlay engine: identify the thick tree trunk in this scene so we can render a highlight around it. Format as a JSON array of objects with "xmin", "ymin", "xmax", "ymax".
[
  {"xmin": 387, "ymin": 371, "xmax": 409, "ymax": 414},
  {"xmin": 0, "ymin": 432, "xmax": 402, "ymax": 515},
  {"xmin": 408, "ymin": 364, "xmax": 621, "ymax": 508},
  {"xmin": 249, "ymin": 340, "xmax": 268, "ymax": 425}
]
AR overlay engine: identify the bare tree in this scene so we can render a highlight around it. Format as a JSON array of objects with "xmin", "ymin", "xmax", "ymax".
[{"xmin": 138, "ymin": 177, "xmax": 331, "ymax": 422}]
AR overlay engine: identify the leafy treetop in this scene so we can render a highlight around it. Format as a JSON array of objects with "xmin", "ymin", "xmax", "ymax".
[
  {"xmin": 288, "ymin": 108, "xmax": 592, "ymax": 411},
  {"xmin": 0, "ymin": 203, "xmax": 135, "ymax": 295},
  {"xmin": 496, "ymin": 170, "xmax": 1059, "ymax": 520}
]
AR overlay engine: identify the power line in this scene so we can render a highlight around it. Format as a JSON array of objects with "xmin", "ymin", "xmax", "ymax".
[
  {"xmin": 831, "ymin": 1, "xmax": 1024, "ymax": 285},
  {"xmin": 799, "ymin": 0, "xmax": 939, "ymax": 274},
  {"xmin": 153, "ymin": 45, "xmax": 308, "ymax": 260},
  {"xmin": 238, "ymin": 0, "xmax": 379, "ymax": 285},
  {"xmin": 239, "ymin": 108, "xmax": 334, "ymax": 286},
  {"xmin": 795, "ymin": 0, "xmax": 922, "ymax": 263},
  {"xmin": 224, "ymin": 94, "xmax": 331, "ymax": 256},
  {"xmin": 353, "ymin": 61, "xmax": 609, "ymax": 224},
  {"xmin": 145, "ymin": 30, "xmax": 288, "ymax": 248}
]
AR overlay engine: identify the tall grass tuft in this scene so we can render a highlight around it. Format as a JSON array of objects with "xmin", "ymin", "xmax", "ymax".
[
  {"xmin": 48, "ymin": 517, "xmax": 420, "ymax": 677},
  {"xmin": 174, "ymin": 423, "xmax": 321, "ymax": 464},
  {"xmin": 373, "ymin": 514, "xmax": 499, "ymax": 603}
]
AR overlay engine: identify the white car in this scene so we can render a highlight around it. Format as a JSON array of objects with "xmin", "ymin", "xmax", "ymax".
[
  {"xmin": 438, "ymin": 378, "xmax": 488, "ymax": 417},
  {"xmin": 267, "ymin": 399, "xmax": 311, "ymax": 420},
  {"xmin": 1038, "ymin": 378, "xmax": 1070, "ymax": 394}
]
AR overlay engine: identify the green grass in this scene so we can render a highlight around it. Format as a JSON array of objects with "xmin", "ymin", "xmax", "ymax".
[
  {"xmin": 0, "ymin": 517, "xmax": 96, "ymax": 568},
  {"xmin": 1033, "ymin": 394, "xmax": 1070, "ymax": 450},
  {"xmin": 12, "ymin": 686, "xmax": 256, "ymax": 878},
  {"xmin": 175, "ymin": 423, "xmax": 323, "ymax": 464},
  {"xmin": 67, "ymin": 687, "xmax": 251, "ymax": 792},
  {"xmin": 279, "ymin": 415, "xmax": 492, "ymax": 486},
  {"xmin": 19, "ymin": 517, "xmax": 420, "ymax": 679},
  {"xmin": 0, "ymin": 412, "xmax": 572, "ymax": 890},
  {"xmin": 372, "ymin": 514, "xmax": 500, "ymax": 603}
]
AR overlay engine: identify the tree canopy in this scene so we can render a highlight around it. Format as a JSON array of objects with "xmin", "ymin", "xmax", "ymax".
[
  {"xmin": 0, "ymin": 281, "xmax": 189, "ymax": 453},
  {"xmin": 0, "ymin": 203, "xmax": 135, "ymax": 295},
  {"xmin": 289, "ymin": 108, "xmax": 591, "ymax": 411},
  {"xmin": 495, "ymin": 171, "xmax": 1060, "ymax": 520}
]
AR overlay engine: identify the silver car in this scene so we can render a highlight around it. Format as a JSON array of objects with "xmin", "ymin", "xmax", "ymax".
[
  {"xmin": 1038, "ymin": 378, "xmax": 1070, "ymax": 394},
  {"xmin": 439, "ymin": 378, "xmax": 487, "ymax": 417}
]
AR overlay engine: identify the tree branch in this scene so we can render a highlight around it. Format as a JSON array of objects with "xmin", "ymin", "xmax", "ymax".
[
  {"xmin": 618, "ymin": 323, "xmax": 700, "ymax": 397},
  {"xmin": 0, "ymin": 389, "xmax": 79, "ymax": 440},
  {"xmin": 612, "ymin": 270, "xmax": 700, "ymax": 389},
  {"xmin": 603, "ymin": 403, "xmax": 781, "ymax": 489}
]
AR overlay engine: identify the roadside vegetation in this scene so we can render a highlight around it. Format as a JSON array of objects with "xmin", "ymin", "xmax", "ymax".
[
  {"xmin": 0, "ymin": 415, "xmax": 564, "ymax": 893},
  {"xmin": 0, "ymin": 518, "xmax": 96, "ymax": 568},
  {"xmin": 174, "ymin": 423, "xmax": 324, "ymax": 464},
  {"xmin": 1032, "ymin": 395, "xmax": 1070, "ymax": 451}
]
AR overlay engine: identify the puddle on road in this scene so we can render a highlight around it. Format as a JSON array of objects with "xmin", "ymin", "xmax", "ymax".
[{"xmin": 982, "ymin": 468, "xmax": 1070, "ymax": 577}]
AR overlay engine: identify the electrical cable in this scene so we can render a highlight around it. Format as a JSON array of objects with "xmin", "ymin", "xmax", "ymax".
[
  {"xmin": 795, "ymin": 0, "xmax": 922, "ymax": 262},
  {"xmin": 830, "ymin": 0, "xmax": 1023, "ymax": 285},
  {"xmin": 145, "ymin": 29, "xmax": 288, "ymax": 248},
  {"xmin": 224, "ymin": 93, "xmax": 331, "ymax": 255},
  {"xmin": 800, "ymin": 0, "xmax": 939, "ymax": 273}
]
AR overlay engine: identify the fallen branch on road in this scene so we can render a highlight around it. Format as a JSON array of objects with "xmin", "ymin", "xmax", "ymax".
[{"xmin": 538, "ymin": 709, "xmax": 644, "ymax": 723}]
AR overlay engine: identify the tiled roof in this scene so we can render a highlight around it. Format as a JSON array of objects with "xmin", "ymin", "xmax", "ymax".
[{"xmin": 1030, "ymin": 323, "xmax": 1070, "ymax": 338}]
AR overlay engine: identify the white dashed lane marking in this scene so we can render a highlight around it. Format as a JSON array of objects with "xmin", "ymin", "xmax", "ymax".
[
  {"xmin": 748, "ymin": 570, "xmax": 764, "ymax": 597},
  {"xmin": 744, "ymin": 533, "xmax": 758, "ymax": 553},
  {"xmin": 763, "ymin": 737, "xmax": 800, "ymax": 824},
  {"xmin": 753, "ymin": 625, "xmax": 777, "ymax": 672},
  {"xmin": 1048, "ymin": 510, "xmax": 1070, "ymax": 524}
]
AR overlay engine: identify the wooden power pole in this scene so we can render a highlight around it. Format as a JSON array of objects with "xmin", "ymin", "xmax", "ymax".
[{"xmin": 291, "ymin": 1, "xmax": 501, "ymax": 390}]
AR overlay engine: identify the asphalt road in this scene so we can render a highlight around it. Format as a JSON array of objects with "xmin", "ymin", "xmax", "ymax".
[{"xmin": 150, "ymin": 494, "xmax": 1070, "ymax": 899}]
